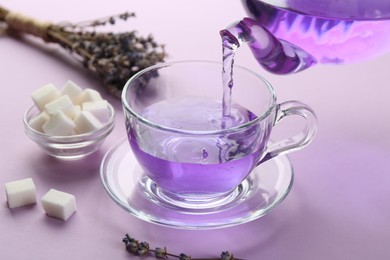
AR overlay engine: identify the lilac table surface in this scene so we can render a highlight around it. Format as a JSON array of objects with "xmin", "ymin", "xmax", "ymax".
[{"xmin": 1, "ymin": 1, "xmax": 390, "ymax": 259}]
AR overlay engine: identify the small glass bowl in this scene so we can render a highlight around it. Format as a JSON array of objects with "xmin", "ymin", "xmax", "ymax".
[{"xmin": 23, "ymin": 103, "xmax": 115, "ymax": 160}]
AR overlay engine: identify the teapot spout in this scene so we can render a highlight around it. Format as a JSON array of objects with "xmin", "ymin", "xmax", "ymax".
[{"xmin": 220, "ymin": 17, "xmax": 317, "ymax": 74}]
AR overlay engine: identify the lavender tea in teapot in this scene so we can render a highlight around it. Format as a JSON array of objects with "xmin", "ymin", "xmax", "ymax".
[{"xmin": 221, "ymin": 0, "xmax": 390, "ymax": 74}]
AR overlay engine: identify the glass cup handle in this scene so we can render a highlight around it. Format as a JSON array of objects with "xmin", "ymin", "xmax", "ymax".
[{"xmin": 258, "ymin": 101, "xmax": 317, "ymax": 165}]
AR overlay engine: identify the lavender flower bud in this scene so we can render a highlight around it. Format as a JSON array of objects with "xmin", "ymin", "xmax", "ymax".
[
  {"xmin": 122, "ymin": 237, "xmax": 129, "ymax": 244},
  {"xmin": 154, "ymin": 247, "xmax": 167, "ymax": 258},
  {"xmin": 125, "ymin": 239, "xmax": 139, "ymax": 255},
  {"xmin": 137, "ymin": 241, "xmax": 150, "ymax": 256},
  {"xmin": 179, "ymin": 253, "xmax": 192, "ymax": 260},
  {"xmin": 221, "ymin": 251, "xmax": 234, "ymax": 260}
]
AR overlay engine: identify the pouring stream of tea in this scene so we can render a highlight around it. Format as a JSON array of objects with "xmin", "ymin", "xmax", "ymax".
[{"xmin": 220, "ymin": 17, "xmax": 316, "ymax": 117}]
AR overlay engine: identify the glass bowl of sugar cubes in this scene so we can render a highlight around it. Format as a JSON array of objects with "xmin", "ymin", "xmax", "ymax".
[{"xmin": 24, "ymin": 80, "xmax": 115, "ymax": 160}]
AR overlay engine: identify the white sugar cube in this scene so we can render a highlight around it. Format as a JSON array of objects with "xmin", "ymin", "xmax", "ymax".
[
  {"xmin": 60, "ymin": 80, "xmax": 83, "ymax": 104},
  {"xmin": 41, "ymin": 189, "xmax": 76, "ymax": 221},
  {"xmin": 77, "ymin": 89, "xmax": 102, "ymax": 104},
  {"xmin": 82, "ymin": 100, "xmax": 110, "ymax": 123},
  {"xmin": 42, "ymin": 111, "xmax": 76, "ymax": 136},
  {"xmin": 31, "ymin": 83, "xmax": 60, "ymax": 111},
  {"xmin": 45, "ymin": 95, "xmax": 77, "ymax": 119},
  {"xmin": 73, "ymin": 111, "xmax": 102, "ymax": 134},
  {"xmin": 5, "ymin": 178, "xmax": 37, "ymax": 208},
  {"xmin": 29, "ymin": 111, "xmax": 50, "ymax": 132},
  {"xmin": 74, "ymin": 104, "xmax": 81, "ymax": 116}
]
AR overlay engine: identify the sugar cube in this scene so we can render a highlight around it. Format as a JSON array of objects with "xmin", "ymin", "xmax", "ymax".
[
  {"xmin": 41, "ymin": 189, "xmax": 76, "ymax": 221},
  {"xmin": 42, "ymin": 111, "xmax": 76, "ymax": 136},
  {"xmin": 74, "ymin": 111, "xmax": 103, "ymax": 134},
  {"xmin": 5, "ymin": 178, "xmax": 37, "ymax": 208},
  {"xmin": 74, "ymin": 104, "xmax": 81, "ymax": 116},
  {"xmin": 45, "ymin": 95, "xmax": 77, "ymax": 119},
  {"xmin": 82, "ymin": 100, "xmax": 110, "ymax": 123},
  {"xmin": 77, "ymin": 89, "xmax": 102, "ymax": 104},
  {"xmin": 28, "ymin": 111, "xmax": 50, "ymax": 132},
  {"xmin": 31, "ymin": 83, "xmax": 60, "ymax": 111},
  {"xmin": 60, "ymin": 80, "xmax": 83, "ymax": 104},
  {"xmin": 29, "ymin": 81, "xmax": 112, "ymax": 137}
]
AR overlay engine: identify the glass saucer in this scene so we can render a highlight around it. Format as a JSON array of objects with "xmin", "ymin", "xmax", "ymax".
[{"xmin": 100, "ymin": 139, "xmax": 294, "ymax": 230}]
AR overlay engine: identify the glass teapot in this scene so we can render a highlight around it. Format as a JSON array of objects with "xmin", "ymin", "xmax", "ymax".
[{"xmin": 221, "ymin": 0, "xmax": 390, "ymax": 74}]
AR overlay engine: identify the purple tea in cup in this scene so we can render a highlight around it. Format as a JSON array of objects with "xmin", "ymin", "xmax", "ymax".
[
  {"xmin": 128, "ymin": 96, "xmax": 266, "ymax": 195},
  {"xmin": 122, "ymin": 61, "xmax": 316, "ymax": 210}
]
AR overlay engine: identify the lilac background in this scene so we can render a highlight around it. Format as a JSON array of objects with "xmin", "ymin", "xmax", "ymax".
[{"xmin": 1, "ymin": 1, "xmax": 390, "ymax": 259}]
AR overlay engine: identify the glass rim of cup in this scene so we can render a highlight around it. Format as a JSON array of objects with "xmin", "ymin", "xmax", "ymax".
[{"xmin": 121, "ymin": 60, "xmax": 277, "ymax": 136}]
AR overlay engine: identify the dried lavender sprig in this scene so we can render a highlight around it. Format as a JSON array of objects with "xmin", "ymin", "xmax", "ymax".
[
  {"xmin": 122, "ymin": 234, "xmax": 245, "ymax": 260},
  {"xmin": 46, "ymin": 13, "xmax": 166, "ymax": 97},
  {"xmin": 0, "ymin": 6, "xmax": 166, "ymax": 97}
]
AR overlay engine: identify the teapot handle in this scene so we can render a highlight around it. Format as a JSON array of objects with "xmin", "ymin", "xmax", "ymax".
[{"xmin": 220, "ymin": 17, "xmax": 317, "ymax": 74}]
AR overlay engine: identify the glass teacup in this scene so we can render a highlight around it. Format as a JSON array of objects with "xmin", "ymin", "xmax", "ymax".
[{"xmin": 121, "ymin": 60, "xmax": 317, "ymax": 211}]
